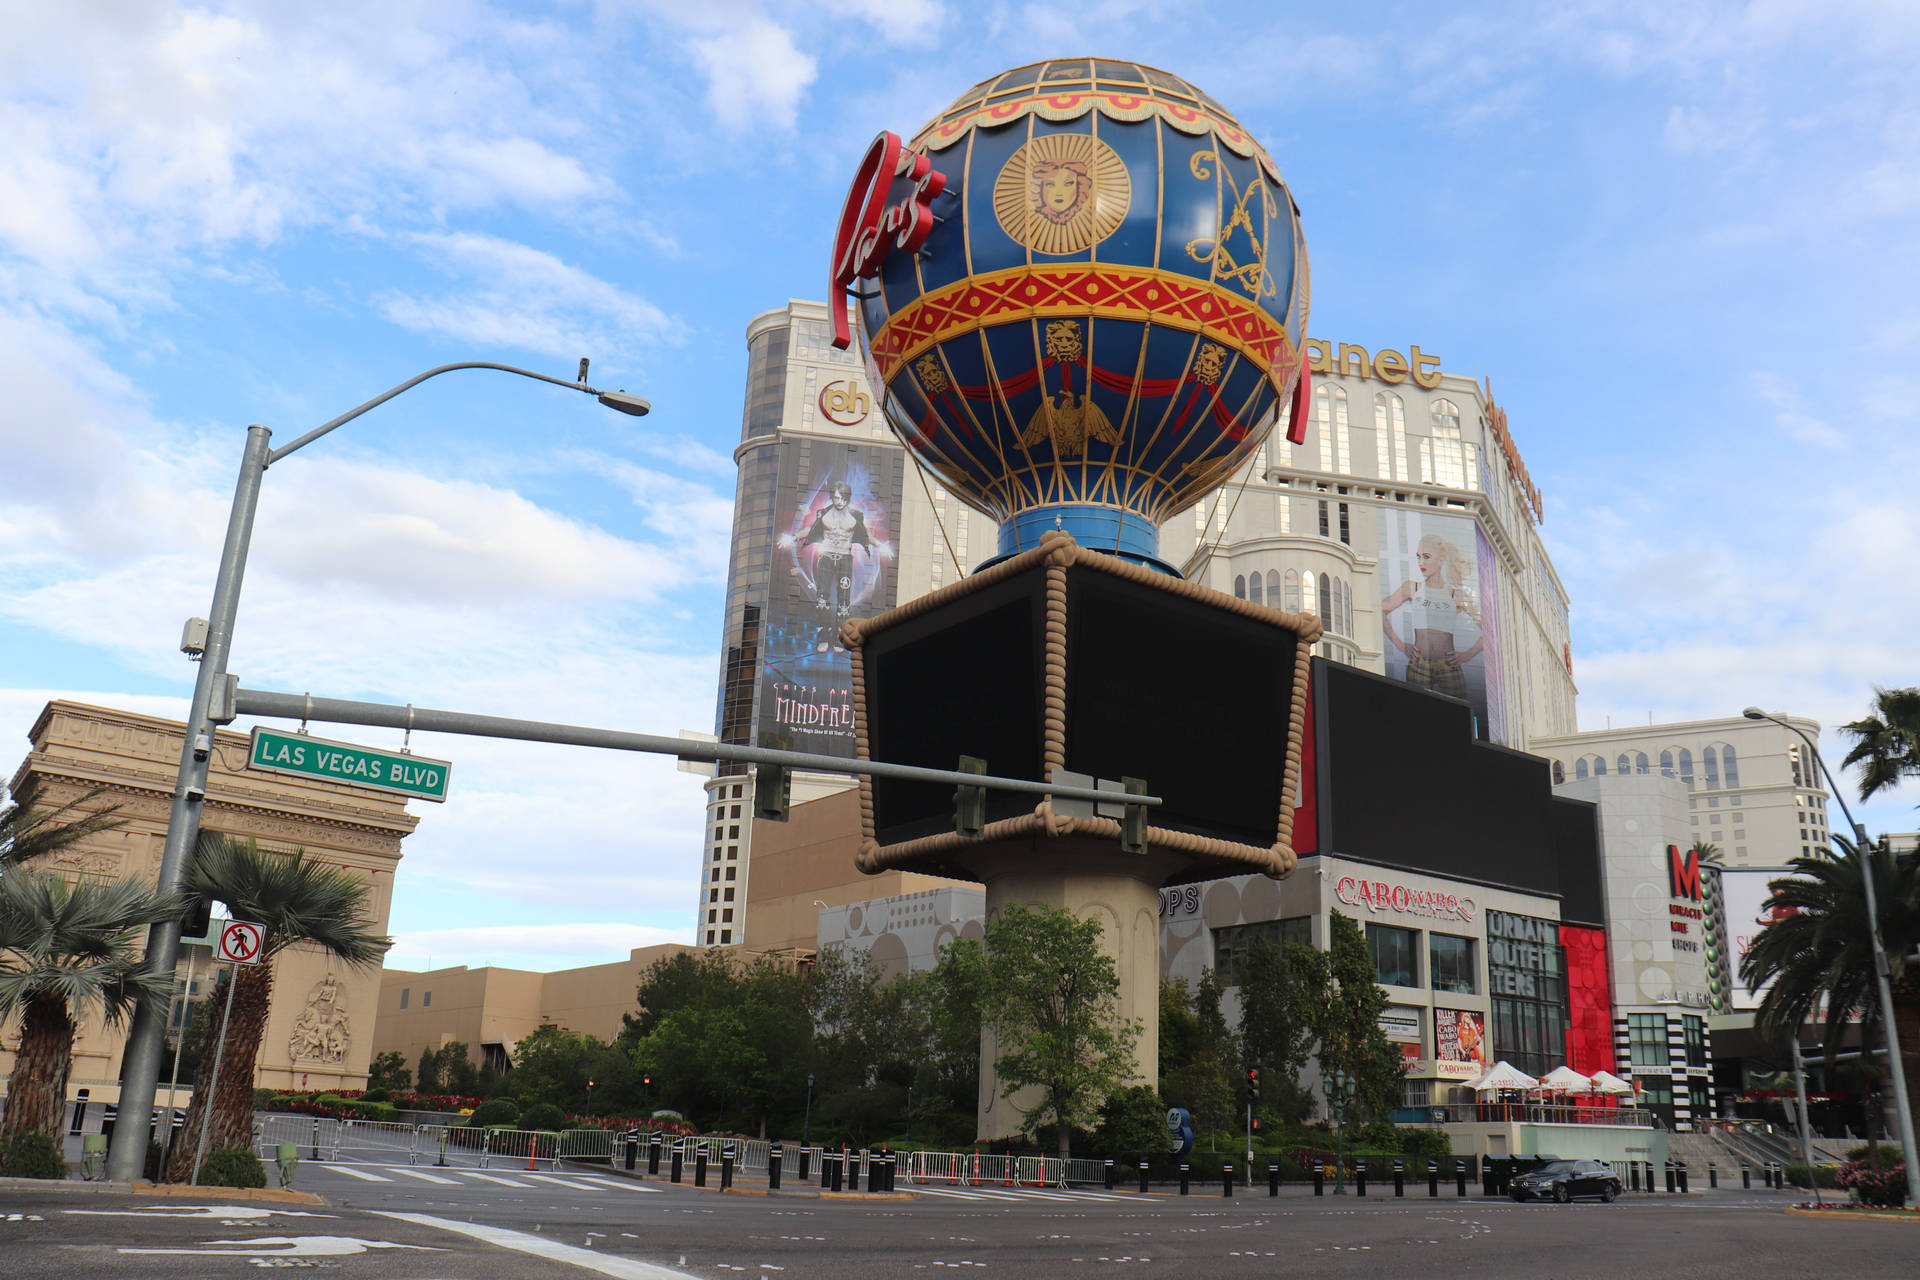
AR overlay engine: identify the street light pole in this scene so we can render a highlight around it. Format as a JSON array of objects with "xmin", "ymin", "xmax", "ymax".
[
  {"xmin": 1743, "ymin": 707, "xmax": 1920, "ymax": 1205},
  {"xmin": 105, "ymin": 362, "xmax": 648, "ymax": 1183}
]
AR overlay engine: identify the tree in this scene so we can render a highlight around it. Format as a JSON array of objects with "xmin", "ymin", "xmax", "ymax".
[
  {"xmin": 1238, "ymin": 937, "xmax": 1329, "ymax": 1124},
  {"xmin": 0, "ymin": 787, "xmax": 123, "ymax": 871},
  {"xmin": 1740, "ymin": 837, "xmax": 1920, "ymax": 1148},
  {"xmin": 165, "ymin": 834, "xmax": 387, "ymax": 1181},
  {"xmin": 0, "ymin": 869, "xmax": 179, "ymax": 1141},
  {"xmin": 367, "ymin": 1050, "xmax": 410, "ymax": 1092},
  {"xmin": 969, "ymin": 902, "xmax": 1141, "ymax": 1159},
  {"xmin": 1840, "ymin": 687, "xmax": 1920, "ymax": 802},
  {"xmin": 437, "ymin": 1041, "xmax": 480, "ymax": 1096},
  {"xmin": 1162, "ymin": 968, "xmax": 1238, "ymax": 1145},
  {"xmin": 629, "ymin": 951, "xmax": 810, "ymax": 1136},
  {"xmin": 1314, "ymin": 912, "xmax": 1404, "ymax": 1124},
  {"xmin": 1158, "ymin": 977, "xmax": 1199, "ymax": 1080},
  {"xmin": 416, "ymin": 1045, "xmax": 442, "ymax": 1093}
]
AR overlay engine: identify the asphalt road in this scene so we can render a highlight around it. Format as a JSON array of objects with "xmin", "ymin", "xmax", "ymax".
[{"xmin": 2, "ymin": 1174, "xmax": 1910, "ymax": 1279}]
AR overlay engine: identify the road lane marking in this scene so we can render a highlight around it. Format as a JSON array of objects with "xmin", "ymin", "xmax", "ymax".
[
  {"xmin": 392, "ymin": 1168, "xmax": 461, "ymax": 1184},
  {"xmin": 324, "ymin": 1165, "xmax": 394, "ymax": 1182},
  {"xmin": 460, "ymin": 1172, "xmax": 533, "ymax": 1187},
  {"xmin": 380, "ymin": 1211, "xmax": 701, "ymax": 1279}
]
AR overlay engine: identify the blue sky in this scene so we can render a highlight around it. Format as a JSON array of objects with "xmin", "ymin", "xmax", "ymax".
[{"xmin": 3, "ymin": 1, "xmax": 1917, "ymax": 972}]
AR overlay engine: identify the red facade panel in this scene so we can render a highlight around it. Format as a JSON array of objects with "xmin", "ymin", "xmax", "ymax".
[{"xmin": 1560, "ymin": 923, "xmax": 1615, "ymax": 1075}]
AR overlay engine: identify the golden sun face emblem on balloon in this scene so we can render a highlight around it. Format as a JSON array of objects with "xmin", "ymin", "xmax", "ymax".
[{"xmin": 993, "ymin": 133, "xmax": 1131, "ymax": 256}]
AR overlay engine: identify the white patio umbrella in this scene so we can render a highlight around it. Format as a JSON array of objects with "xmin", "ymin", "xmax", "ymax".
[
  {"xmin": 1535, "ymin": 1065, "xmax": 1593, "ymax": 1094},
  {"xmin": 1467, "ymin": 1061, "xmax": 1539, "ymax": 1091},
  {"xmin": 1584, "ymin": 1069, "xmax": 1635, "ymax": 1095}
]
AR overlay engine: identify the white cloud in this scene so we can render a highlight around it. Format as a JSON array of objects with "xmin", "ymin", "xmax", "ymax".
[
  {"xmin": 1751, "ymin": 373, "xmax": 1845, "ymax": 450},
  {"xmin": 688, "ymin": 17, "xmax": 819, "ymax": 130}
]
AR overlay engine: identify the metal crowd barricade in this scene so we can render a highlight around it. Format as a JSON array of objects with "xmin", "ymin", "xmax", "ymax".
[
  {"xmin": 904, "ymin": 1151, "xmax": 969, "ymax": 1185},
  {"xmin": 481, "ymin": 1128, "xmax": 560, "ymax": 1171},
  {"xmin": 966, "ymin": 1153, "xmax": 1014, "ymax": 1186},
  {"xmin": 332, "ymin": 1119, "xmax": 427, "ymax": 1166},
  {"xmin": 557, "ymin": 1129, "xmax": 617, "ymax": 1164},
  {"xmin": 1060, "ymin": 1158, "xmax": 1108, "ymax": 1186},
  {"xmin": 1014, "ymin": 1156, "xmax": 1065, "ymax": 1187}
]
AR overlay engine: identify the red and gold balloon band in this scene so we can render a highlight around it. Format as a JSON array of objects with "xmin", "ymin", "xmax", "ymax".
[
  {"xmin": 867, "ymin": 263, "xmax": 1298, "ymax": 393},
  {"xmin": 913, "ymin": 89, "xmax": 1286, "ymax": 188}
]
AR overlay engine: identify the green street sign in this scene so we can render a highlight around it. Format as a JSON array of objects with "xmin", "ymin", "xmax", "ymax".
[{"xmin": 247, "ymin": 727, "xmax": 450, "ymax": 802}]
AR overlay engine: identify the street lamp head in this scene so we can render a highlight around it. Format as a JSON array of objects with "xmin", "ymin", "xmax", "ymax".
[
  {"xmin": 597, "ymin": 390, "xmax": 651, "ymax": 416},
  {"xmin": 1742, "ymin": 706, "xmax": 1768, "ymax": 721}
]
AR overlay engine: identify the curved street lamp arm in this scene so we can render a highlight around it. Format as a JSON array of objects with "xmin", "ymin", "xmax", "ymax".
[{"xmin": 268, "ymin": 361, "xmax": 615, "ymax": 464}]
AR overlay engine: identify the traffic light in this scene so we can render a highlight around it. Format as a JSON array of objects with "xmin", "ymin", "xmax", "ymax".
[
  {"xmin": 755, "ymin": 761, "xmax": 791, "ymax": 822},
  {"xmin": 954, "ymin": 755, "xmax": 987, "ymax": 837},
  {"xmin": 181, "ymin": 895, "xmax": 212, "ymax": 941},
  {"xmin": 1246, "ymin": 1067, "xmax": 1261, "ymax": 1100},
  {"xmin": 1251, "ymin": 1115, "xmax": 1261, "ymax": 1133}
]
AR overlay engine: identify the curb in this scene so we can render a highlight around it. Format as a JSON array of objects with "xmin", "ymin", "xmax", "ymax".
[
  {"xmin": 1785, "ymin": 1205, "xmax": 1920, "ymax": 1223},
  {"xmin": 0, "ymin": 1176, "xmax": 327, "ymax": 1207},
  {"xmin": 820, "ymin": 1190, "xmax": 917, "ymax": 1201}
]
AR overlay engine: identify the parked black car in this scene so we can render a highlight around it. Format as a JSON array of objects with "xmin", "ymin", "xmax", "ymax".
[{"xmin": 1509, "ymin": 1159, "xmax": 1623, "ymax": 1203}]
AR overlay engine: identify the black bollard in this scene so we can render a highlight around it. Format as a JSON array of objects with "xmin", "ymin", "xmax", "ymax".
[
  {"xmin": 670, "ymin": 1143, "xmax": 684, "ymax": 1183},
  {"xmin": 1644, "ymin": 1161, "xmax": 1655, "ymax": 1193},
  {"xmin": 1313, "ymin": 1158, "xmax": 1325, "ymax": 1197},
  {"xmin": 1482, "ymin": 1158, "xmax": 1496, "ymax": 1197},
  {"xmin": 1356, "ymin": 1158, "xmax": 1368, "ymax": 1198},
  {"xmin": 1428, "ymin": 1159, "xmax": 1439, "ymax": 1198},
  {"xmin": 101, "ymin": 1103, "xmax": 118, "ymax": 1141},
  {"xmin": 70, "ymin": 1089, "xmax": 90, "ymax": 1137},
  {"xmin": 1664, "ymin": 1161, "xmax": 1675, "ymax": 1194},
  {"xmin": 649, "ymin": 1133, "xmax": 663, "ymax": 1176},
  {"xmin": 798, "ymin": 1145, "xmax": 811, "ymax": 1183},
  {"xmin": 1138, "ymin": 1160, "xmax": 1150, "ymax": 1194},
  {"xmin": 311, "ymin": 1117, "xmax": 322, "ymax": 1161},
  {"xmin": 847, "ymin": 1149, "xmax": 861, "ymax": 1193},
  {"xmin": 1179, "ymin": 1162, "xmax": 1190, "ymax": 1196},
  {"xmin": 1222, "ymin": 1162, "xmax": 1233, "ymax": 1197},
  {"xmin": 1455, "ymin": 1158, "xmax": 1468, "ymax": 1197},
  {"xmin": 1708, "ymin": 1160, "xmax": 1717, "ymax": 1190},
  {"xmin": 1630, "ymin": 1162, "xmax": 1640, "ymax": 1192},
  {"xmin": 1677, "ymin": 1162, "xmax": 1689, "ymax": 1194},
  {"xmin": 695, "ymin": 1147, "xmax": 709, "ymax": 1188},
  {"xmin": 1104, "ymin": 1158, "xmax": 1115, "ymax": 1191},
  {"xmin": 720, "ymin": 1152, "xmax": 733, "ymax": 1190},
  {"xmin": 769, "ymin": 1143, "xmax": 783, "ymax": 1191},
  {"xmin": 1742, "ymin": 1163, "xmax": 1751, "ymax": 1190},
  {"xmin": 625, "ymin": 1131, "xmax": 638, "ymax": 1172},
  {"xmin": 1394, "ymin": 1158, "xmax": 1405, "ymax": 1197},
  {"xmin": 1269, "ymin": 1163, "xmax": 1280, "ymax": 1197}
]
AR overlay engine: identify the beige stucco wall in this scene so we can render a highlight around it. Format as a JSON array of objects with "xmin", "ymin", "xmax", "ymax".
[{"xmin": 1, "ymin": 701, "xmax": 418, "ymax": 1104}]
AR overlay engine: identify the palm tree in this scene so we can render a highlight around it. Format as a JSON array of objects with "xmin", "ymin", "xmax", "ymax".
[
  {"xmin": 1, "ymin": 787, "xmax": 123, "ymax": 869},
  {"xmin": 1840, "ymin": 686, "xmax": 1920, "ymax": 801},
  {"xmin": 1739, "ymin": 836, "xmax": 1920, "ymax": 1146},
  {"xmin": 164, "ymin": 833, "xmax": 388, "ymax": 1181},
  {"xmin": 0, "ymin": 869, "xmax": 179, "ymax": 1140}
]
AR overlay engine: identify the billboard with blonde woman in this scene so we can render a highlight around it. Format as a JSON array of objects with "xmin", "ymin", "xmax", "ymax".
[{"xmin": 1380, "ymin": 510, "xmax": 1505, "ymax": 742}]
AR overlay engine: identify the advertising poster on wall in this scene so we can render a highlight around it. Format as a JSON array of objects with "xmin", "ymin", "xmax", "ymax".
[
  {"xmin": 1721, "ymin": 869, "xmax": 1806, "ymax": 1011},
  {"xmin": 1434, "ymin": 1007, "xmax": 1488, "ymax": 1080},
  {"xmin": 1380, "ymin": 510, "xmax": 1502, "ymax": 741},
  {"xmin": 760, "ymin": 440, "xmax": 905, "ymax": 756}
]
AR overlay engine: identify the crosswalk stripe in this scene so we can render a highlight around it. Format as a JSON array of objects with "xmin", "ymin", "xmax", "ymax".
[
  {"xmin": 523, "ymin": 1173, "xmax": 604, "ymax": 1190},
  {"xmin": 392, "ymin": 1168, "xmax": 460, "ymax": 1184},
  {"xmin": 574, "ymin": 1176, "xmax": 663, "ymax": 1193},
  {"xmin": 460, "ymin": 1172, "xmax": 533, "ymax": 1187},
  {"xmin": 324, "ymin": 1164, "xmax": 393, "ymax": 1182}
]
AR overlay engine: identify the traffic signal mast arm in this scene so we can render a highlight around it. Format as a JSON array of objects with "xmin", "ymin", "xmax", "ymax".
[{"xmin": 225, "ymin": 686, "xmax": 1162, "ymax": 817}]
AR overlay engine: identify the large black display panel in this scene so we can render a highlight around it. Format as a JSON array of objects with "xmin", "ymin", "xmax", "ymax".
[
  {"xmin": 1317, "ymin": 660, "xmax": 1559, "ymax": 896},
  {"xmin": 864, "ymin": 568, "xmax": 1050, "ymax": 845},
  {"xmin": 1063, "ymin": 571, "xmax": 1295, "ymax": 846},
  {"xmin": 1548, "ymin": 797, "xmax": 1604, "ymax": 928}
]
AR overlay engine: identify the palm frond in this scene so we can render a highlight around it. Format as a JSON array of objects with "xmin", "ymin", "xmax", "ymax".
[
  {"xmin": 187, "ymin": 832, "xmax": 389, "ymax": 968},
  {"xmin": 0, "ymin": 867, "xmax": 182, "ymax": 1025},
  {"xmin": 0, "ymin": 787, "xmax": 124, "ymax": 869}
]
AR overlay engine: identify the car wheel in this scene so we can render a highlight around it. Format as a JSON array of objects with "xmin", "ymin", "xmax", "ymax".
[
  {"xmin": 1553, "ymin": 1183, "xmax": 1571, "ymax": 1203},
  {"xmin": 1602, "ymin": 1184, "xmax": 1618, "ymax": 1203}
]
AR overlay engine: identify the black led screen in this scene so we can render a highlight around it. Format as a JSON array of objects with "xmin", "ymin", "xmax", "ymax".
[
  {"xmin": 1317, "ymin": 659, "xmax": 1589, "ymax": 901},
  {"xmin": 1063, "ymin": 570, "xmax": 1296, "ymax": 846},
  {"xmin": 1548, "ymin": 797, "xmax": 1604, "ymax": 927},
  {"xmin": 864, "ymin": 567, "xmax": 1050, "ymax": 846}
]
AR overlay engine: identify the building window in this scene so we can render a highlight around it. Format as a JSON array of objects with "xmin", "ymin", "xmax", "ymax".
[
  {"xmin": 710, "ymin": 868, "xmax": 720, "ymax": 882},
  {"xmin": 422, "ymin": 991, "xmax": 431, "ymax": 1008},
  {"xmin": 709, "ymin": 889, "xmax": 718, "ymax": 903},
  {"xmin": 1429, "ymin": 399, "xmax": 1471, "ymax": 488},
  {"xmin": 1212, "ymin": 918, "xmax": 1312, "ymax": 984},
  {"xmin": 721, "ymin": 909, "xmax": 733, "ymax": 923},
  {"xmin": 1319, "ymin": 574, "xmax": 1332, "ymax": 627},
  {"xmin": 1593, "ymin": 756, "xmax": 1607, "ymax": 776},
  {"xmin": 1575, "ymin": 758, "xmax": 1588, "ymax": 781},
  {"xmin": 725, "ymin": 867, "xmax": 736, "ymax": 881},
  {"xmin": 1249, "ymin": 573, "xmax": 1264, "ymax": 606},
  {"xmin": 707, "ymin": 909, "xmax": 717, "ymax": 923},
  {"xmin": 1551, "ymin": 760, "xmax": 1566, "ymax": 784},
  {"xmin": 1430, "ymin": 934, "xmax": 1477, "ymax": 994},
  {"xmin": 1678, "ymin": 748, "xmax": 1694, "ymax": 789},
  {"xmin": 1318, "ymin": 500, "xmax": 1330, "ymax": 538},
  {"xmin": 1337, "ymin": 502, "xmax": 1350, "ymax": 545},
  {"xmin": 1659, "ymin": 749, "xmax": 1674, "ymax": 777},
  {"xmin": 1627, "ymin": 1012, "xmax": 1667, "ymax": 1067},
  {"xmin": 1302, "ymin": 570, "xmax": 1318, "ymax": 618},
  {"xmin": 399, "ymin": 988, "xmax": 409, "ymax": 1011},
  {"xmin": 1720, "ymin": 744, "xmax": 1740, "ymax": 788},
  {"xmin": 1683, "ymin": 1015, "xmax": 1707, "ymax": 1068},
  {"xmin": 1366, "ymin": 922, "xmax": 1420, "ymax": 987},
  {"xmin": 1636, "ymin": 752, "xmax": 1649, "ymax": 775},
  {"xmin": 1234, "ymin": 574, "xmax": 1246, "ymax": 599},
  {"xmin": 1266, "ymin": 570, "xmax": 1280, "ymax": 605},
  {"xmin": 723, "ymin": 888, "xmax": 735, "ymax": 901},
  {"xmin": 1617, "ymin": 753, "xmax": 1631, "ymax": 775},
  {"xmin": 1703, "ymin": 746, "xmax": 1720, "ymax": 790},
  {"xmin": 1284, "ymin": 569, "xmax": 1300, "ymax": 613}
]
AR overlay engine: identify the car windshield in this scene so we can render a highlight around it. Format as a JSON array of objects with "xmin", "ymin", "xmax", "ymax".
[{"xmin": 1537, "ymin": 1161, "xmax": 1578, "ymax": 1174}]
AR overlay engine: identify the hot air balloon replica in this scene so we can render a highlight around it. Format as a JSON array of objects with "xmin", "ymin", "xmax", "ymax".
[{"xmin": 831, "ymin": 59, "xmax": 1321, "ymax": 1138}]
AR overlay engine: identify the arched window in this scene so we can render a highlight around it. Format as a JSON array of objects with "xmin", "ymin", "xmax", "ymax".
[
  {"xmin": 1703, "ymin": 746, "xmax": 1720, "ymax": 790},
  {"xmin": 1331, "ymin": 386, "xmax": 1350, "ymax": 473},
  {"xmin": 1617, "ymin": 753, "xmax": 1632, "ymax": 775},
  {"xmin": 1315, "ymin": 385, "xmax": 1333, "ymax": 472},
  {"xmin": 1389, "ymin": 393, "xmax": 1407, "ymax": 481},
  {"xmin": 1678, "ymin": 748, "xmax": 1694, "ymax": 790},
  {"xmin": 1342, "ymin": 577, "xmax": 1353, "ymax": 636},
  {"xmin": 1660, "ymin": 749, "xmax": 1674, "ymax": 778},
  {"xmin": 1552, "ymin": 760, "xmax": 1566, "ymax": 784},
  {"xmin": 1318, "ymin": 574, "xmax": 1331, "ymax": 625},
  {"xmin": 1302, "ymin": 571, "xmax": 1318, "ymax": 618},
  {"xmin": 1233, "ymin": 575, "xmax": 1246, "ymax": 599},
  {"xmin": 1374, "ymin": 392, "xmax": 1393, "ymax": 479},
  {"xmin": 1636, "ymin": 752, "xmax": 1650, "ymax": 776},
  {"xmin": 1284, "ymin": 569, "xmax": 1300, "ymax": 613},
  {"xmin": 1429, "ymin": 398, "xmax": 1470, "ymax": 489},
  {"xmin": 1330, "ymin": 578, "xmax": 1345, "ymax": 634},
  {"xmin": 1248, "ymin": 573, "xmax": 1264, "ymax": 606},
  {"xmin": 1721, "ymin": 744, "xmax": 1740, "ymax": 788},
  {"xmin": 1593, "ymin": 756, "xmax": 1608, "ymax": 776},
  {"xmin": 1267, "ymin": 570, "xmax": 1280, "ymax": 605},
  {"xmin": 1575, "ymin": 758, "xmax": 1589, "ymax": 781}
]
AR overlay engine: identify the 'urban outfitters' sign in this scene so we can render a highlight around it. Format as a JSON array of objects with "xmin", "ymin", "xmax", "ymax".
[{"xmin": 247, "ymin": 727, "xmax": 451, "ymax": 803}]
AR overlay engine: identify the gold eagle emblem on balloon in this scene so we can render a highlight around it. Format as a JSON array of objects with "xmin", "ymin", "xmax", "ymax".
[
  {"xmin": 1019, "ymin": 320, "xmax": 1121, "ymax": 457},
  {"xmin": 992, "ymin": 133, "xmax": 1131, "ymax": 256}
]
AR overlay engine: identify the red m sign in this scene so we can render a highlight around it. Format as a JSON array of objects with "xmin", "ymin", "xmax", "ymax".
[{"xmin": 1669, "ymin": 844, "xmax": 1702, "ymax": 901}]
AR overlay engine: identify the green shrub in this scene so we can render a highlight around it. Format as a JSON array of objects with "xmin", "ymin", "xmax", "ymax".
[
  {"xmin": 344, "ymin": 1100, "xmax": 400, "ymax": 1123},
  {"xmin": 1784, "ymin": 1163, "xmax": 1839, "ymax": 1189},
  {"xmin": 519, "ymin": 1102, "xmax": 568, "ymax": 1132},
  {"xmin": 1844, "ymin": 1145, "xmax": 1907, "ymax": 1171},
  {"xmin": 1837, "ymin": 1157, "xmax": 1909, "ymax": 1207},
  {"xmin": 253, "ymin": 1088, "xmax": 279, "ymax": 1109},
  {"xmin": 360, "ymin": 1089, "xmax": 391, "ymax": 1103},
  {"xmin": 196, "ymin": 1147, "xmax": 266, "ymax": 1189},
  {"xmin": 1398, "ymin": 1128, "xmax": 1453, "ymax": 1163},
  {"xmin": 468, "ymin": 1098, "xmax": 522, "ymax": 1129},
  {"xmin": 0, "ymin": 1131, "xmax": 69, "ymax": 1179}
]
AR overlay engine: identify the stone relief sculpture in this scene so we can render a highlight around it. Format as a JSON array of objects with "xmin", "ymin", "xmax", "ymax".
[{"xmin": 287, "ymin": 974, "xmax": 351, "ymax": 1064}]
